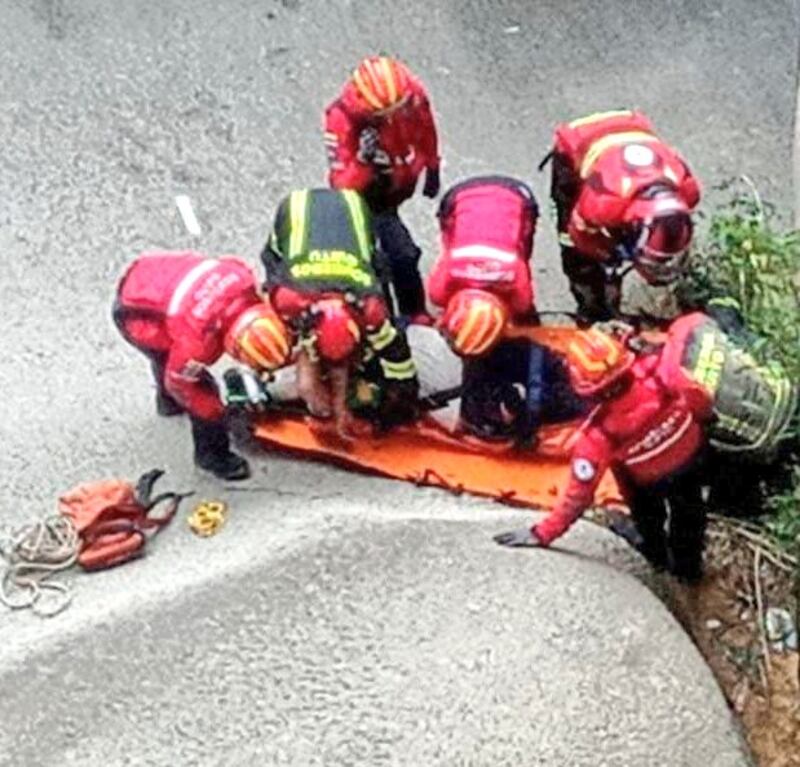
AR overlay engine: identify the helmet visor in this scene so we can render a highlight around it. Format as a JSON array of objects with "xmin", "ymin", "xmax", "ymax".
[{"xmin": 634, "ymin": 213, "xmax": 693, "ymax": 285}]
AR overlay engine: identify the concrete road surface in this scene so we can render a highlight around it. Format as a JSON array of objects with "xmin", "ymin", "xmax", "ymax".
[{"xmin": 3, "ymin": 0, "xmax": 798, "ymax": 763}]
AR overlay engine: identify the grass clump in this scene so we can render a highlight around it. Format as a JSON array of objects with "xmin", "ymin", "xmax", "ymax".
[
  {"xmin": 686, "ymin": 180, "xmax": 799, "ymax": 546},
  {"xmin": 685, "ymin": 179, "xmax": 800, "ymax": 381},
  {"xmin": 684, "ymin": 179, "xmax": 800, "ymax": 643}
]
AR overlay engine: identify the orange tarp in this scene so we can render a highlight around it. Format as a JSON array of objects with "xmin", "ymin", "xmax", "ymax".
[
  {"xmin": 253, "ymin": 415, "xmax": 622, "ymax": 511},
  {"xmin": 253, "ymin": 325, "xmax": 623, "ymax": 510}
]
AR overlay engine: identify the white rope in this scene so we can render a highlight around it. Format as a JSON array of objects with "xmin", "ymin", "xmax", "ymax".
[{"xmin": 0, "ymin": 515, "xmax": 80, "ymax": 617}]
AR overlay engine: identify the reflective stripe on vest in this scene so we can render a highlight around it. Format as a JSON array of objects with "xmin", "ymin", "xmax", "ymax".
[
  {"xmin": 450, "ymin": 244, "xmax": 518, "ymax": 263},
  {"xmin": 568, "ymin": 109, "xmax": 635, "ymax": 129},
  {"xmin": 580, "ymin": 130, "xmax": 658, "ymax": 179},
  {"xmin": 367, "ymin": 320, "xmax": 397, "ymax": 352},
  {"xmin": 289, "ymin": 190, "xmax": 310, "ymax": 258},
  {"xmin": 380, "ymin": 357, "xmax": 416, "ymax": 381},
  {"xmin": 341, "ymin": 189, "xmax": 372, "ymax": 262},
  {"xmin": 167, "ymin": 259, "xmax": 218, "ymax": 316}
]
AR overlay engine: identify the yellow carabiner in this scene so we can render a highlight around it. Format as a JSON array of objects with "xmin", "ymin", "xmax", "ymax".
[{"xmin": 188, "ymin": 500, "xmax": 229, "ymax": 537}]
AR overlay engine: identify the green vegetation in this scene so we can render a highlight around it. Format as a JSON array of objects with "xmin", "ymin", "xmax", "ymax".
[
  {"xmin": 685, "ymin": 179, "xmax": 800, "ymax": 668},
  {"xmin": 686, "ymin": 179, "xmax": 800, "ymax": 380},
  {"xmin": 686, "ymin": 179, "xmax": 800, "ymax": 547},
  {"xmin": 684, "ymin": 180, "xmax": 800, "ymax": 642}
]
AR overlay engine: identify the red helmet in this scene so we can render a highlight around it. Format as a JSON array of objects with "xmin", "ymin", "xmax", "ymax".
[
  {"xmin": 312, "ymin": 299, "xmax": 362, "ymax": 363},
  {"xmin": 440, "ymin": 289, "xmax": 509, "ymax": 357},
  {"xmin": 624, "ymin": 187, "xmax": 693, "ymax": 285},
  {"xmin": 224, "ymin": 302, "xmax": 293, "ymax": 372},
  {"xmin": 566, "ymin": 328, "xmax": 635, "ymax": 397},
  {"xmin": 351, "ymin": 55, "xmax": 412, "ymax": 114}
]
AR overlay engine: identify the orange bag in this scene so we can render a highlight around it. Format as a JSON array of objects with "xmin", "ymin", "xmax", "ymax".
[{"xmin": 58, "ymin": 470, "xmax": 192, "ymax": 571}]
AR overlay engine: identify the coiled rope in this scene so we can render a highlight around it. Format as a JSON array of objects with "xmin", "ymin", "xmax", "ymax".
[{"xmin": 0, "ymin": 515, "xmax": 80, "ymax": 617}]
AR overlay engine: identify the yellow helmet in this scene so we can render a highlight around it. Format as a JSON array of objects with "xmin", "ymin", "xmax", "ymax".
[
  {"xmin": 224, "ymin": 302, "xmax": 292, "ymax": 372},
  {"xmin": 566, "ymin": 328, "xmax": 635, "ymax": 397},
  {"xmin": 352, "ymin": 55, "xmax": 413, "ymax": 113},
  {"xmin": 441, "ymin": 289, "xmax": 509, "ymax": 357}
]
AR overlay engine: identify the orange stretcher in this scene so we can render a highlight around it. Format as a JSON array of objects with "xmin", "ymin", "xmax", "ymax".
[
  {"xmin": 253, "ymin": 325, "xmax": 624, "ymax": 511},
  {"xmin": 253, "ymin": 415, "xmax": 622, "ymax": 510}
]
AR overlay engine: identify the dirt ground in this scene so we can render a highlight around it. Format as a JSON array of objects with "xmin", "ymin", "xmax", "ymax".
[{"xmin": 664, "ymin": 520, "xmax": 800, "ymax": 766}]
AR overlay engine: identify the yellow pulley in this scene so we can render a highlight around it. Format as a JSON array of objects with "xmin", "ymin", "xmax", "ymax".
[{"xmin": 187, "ymin": 500, "xmax": 229, "ymax": 537}]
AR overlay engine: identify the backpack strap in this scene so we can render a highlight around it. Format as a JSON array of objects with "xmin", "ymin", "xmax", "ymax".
[{"xmin": 537, "ymin": 150, "xmax": 554, "ymax": 172}]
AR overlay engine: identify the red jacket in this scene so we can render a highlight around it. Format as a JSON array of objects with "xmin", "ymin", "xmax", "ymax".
[
  {"xmin": 428, "ymin": 176, "xmax": 537, "ymax": 317},
  {"xmin": 535, "ymin": 351, "xmax": 713, "ymax": 545},
  {"xmin": 323, "ymin": 77, "xmax": 440, "ymax": 209},
  {"xmin": 554, "ymin": 111, "xmax": 700, "ymax": 260},
  {"xmin": 115, "ymin": 252, "xmax": 260, "ymax": 421}
]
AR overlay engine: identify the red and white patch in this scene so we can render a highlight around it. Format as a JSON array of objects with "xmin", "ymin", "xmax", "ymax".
[
  {"xmin": 623, "ymin": 143, "xmax": 656, "ymax": 168},
  {"xmin": 572, "ymin": 458, "xmax": 597, "ymax": 482}
]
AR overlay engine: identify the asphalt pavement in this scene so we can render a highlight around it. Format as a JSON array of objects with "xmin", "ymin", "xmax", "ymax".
[{"xmin": 2, "ymin": 0, "xmax": 798, "ymax": 764}]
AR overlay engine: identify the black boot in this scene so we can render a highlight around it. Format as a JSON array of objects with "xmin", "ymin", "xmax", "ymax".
[
  {"xmin": 191, "ymin": 417, "xmax": 250, "ymax": 481},
  {"xmin": 608, "ymin": 513, "xmax": 645, "ymax": 549}
]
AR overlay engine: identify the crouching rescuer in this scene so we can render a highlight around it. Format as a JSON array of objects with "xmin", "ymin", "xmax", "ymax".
[
  {"xmin": 662, "ymin": 304, "xmax": 799, "ymax": 514},
  {"xmin": 261, "ymin": 188, "xmax": 419, "ymax": 438},
  {"xmin": 545, "ymin": 109, "xmax": 700, "ymax": 323},
  {"xmin": 428, "ymin": 176, "xmax": 582, "ymax": 442},
  {"xmin": 494, "ymin": 327, "xmax": 714, "ymax": 581},
  {"xmin": 113, "ymin": 251, "xmax": 292, "ymax": 480}
]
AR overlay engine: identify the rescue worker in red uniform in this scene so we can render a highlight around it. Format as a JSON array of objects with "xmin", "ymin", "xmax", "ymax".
[
  {"xmin": 429, "ymin": 175, "xmax": 537, "ymax": 323},
  {"xmin": 494, "ymin": 327, "xmax": 714, "ymax": 581},
  {"xmin": 428, "ymin": 176, "xmax": 547, "ymax": 441},
  {"xmin": 658, "ymin": 305, "xmax": 799, "ymax": 516},
  {"xmin": 323, "ymin": 55, "xmax": 441, "ymax": 322},
  {"xmin": 113, "ymin": 251, "xmax": 292, "ymax": 480},
  {"xmin": 261, "ymin": 188, "xmax": 419, "ymax": 438},
  {"xmin": 544, "ymin": 110, "xmax": 701, "ymax": 323}
]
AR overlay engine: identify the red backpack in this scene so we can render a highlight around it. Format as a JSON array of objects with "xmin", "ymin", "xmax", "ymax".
[
  {"xmin": 59, "ymin": 469, "xmax": 192, "ymax": 571},
  {"xmin": 552, "ymin": 110, "xmax": 655, "ymax": 175},
  {"xmin": 438, "ymin": 175, "xmax": 538, "ymax": 260},
  {"xmin": 430, "ymin": 176, "xmax": 538, "ymax": 317}
]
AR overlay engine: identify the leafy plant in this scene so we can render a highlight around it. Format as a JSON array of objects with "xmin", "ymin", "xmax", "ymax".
[
  {"xmin": 686, "ymin": 180, "xmax": 800, "ymax": 684},
  {"xmin": 685, "ymin": 177, "xmax": 799, "ymax": 527},
  {"xmin": 765, "ymin": 466, "xmax": 800, "ymax": 546},
  {"xmin": 685, "ymin": 178, "xmax": 800, "ymax": 379}
]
